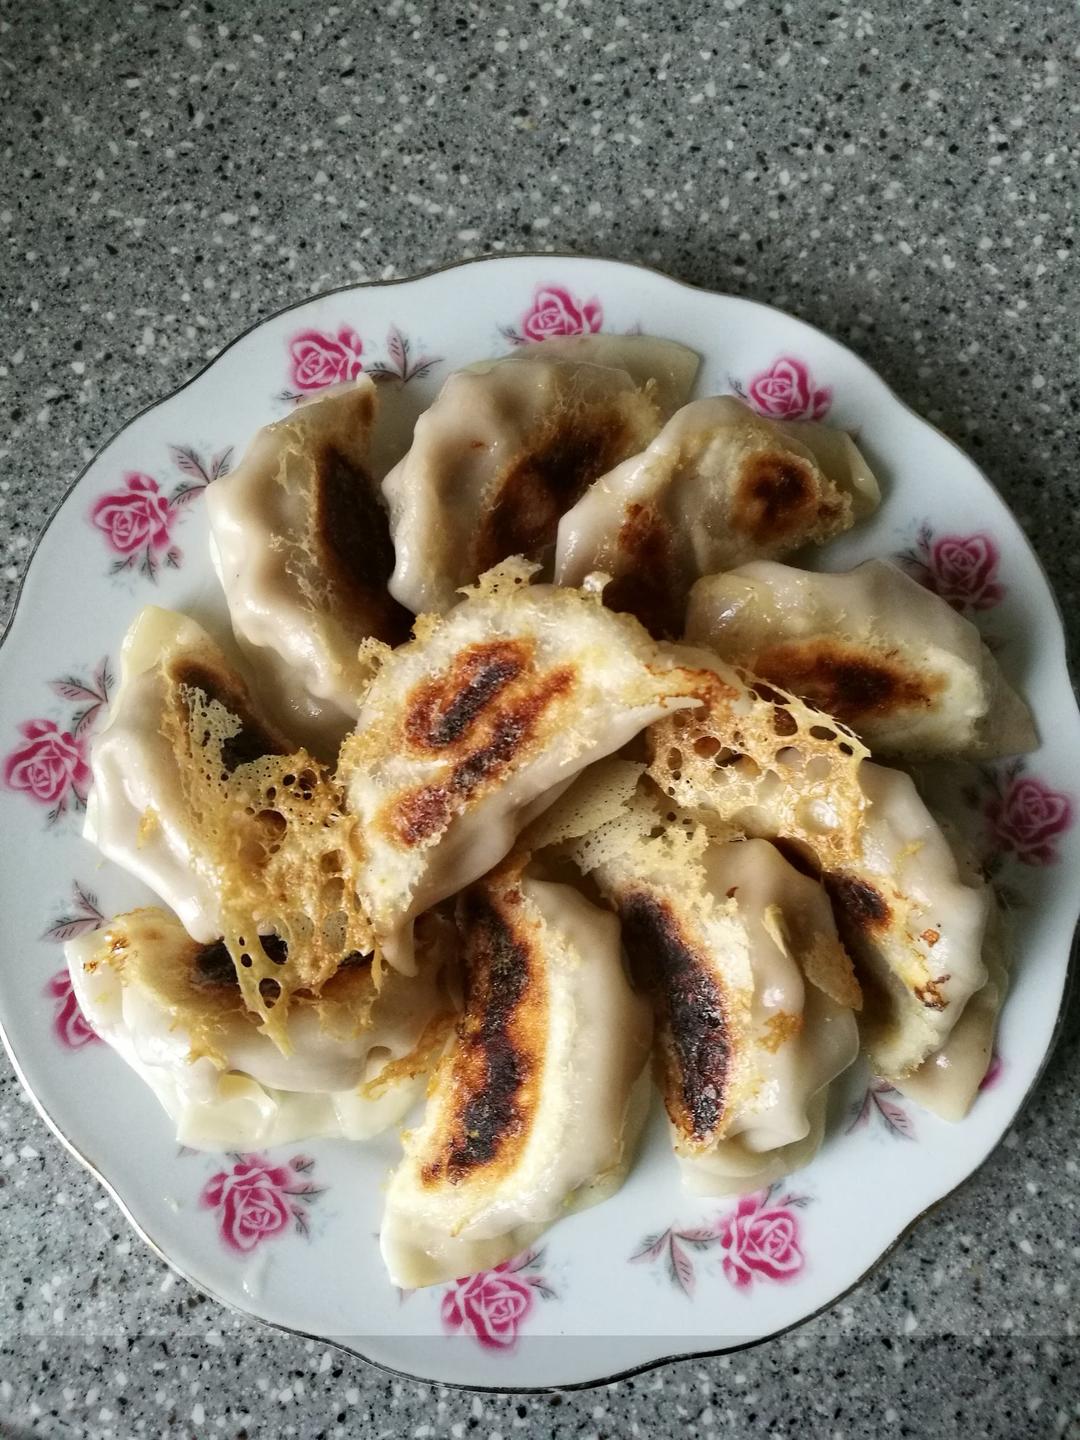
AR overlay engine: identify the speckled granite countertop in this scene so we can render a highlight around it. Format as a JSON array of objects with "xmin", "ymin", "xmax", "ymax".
[{"xmin": 1, "ymin": 2, "xmax": 1078, "ymax": 1436}]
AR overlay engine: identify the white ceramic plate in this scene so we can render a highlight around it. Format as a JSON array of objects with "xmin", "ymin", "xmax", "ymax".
[{"xmin": 1, "ymin": 256, "xmax": 1077, "ymax": 1391}]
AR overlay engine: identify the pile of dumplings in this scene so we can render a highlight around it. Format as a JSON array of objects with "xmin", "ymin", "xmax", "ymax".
[{"xmin": 67, "ymin": 334, "xmax": 1036, "ymax": 1288}]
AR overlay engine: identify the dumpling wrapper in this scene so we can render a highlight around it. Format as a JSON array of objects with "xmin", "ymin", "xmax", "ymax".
[
  {"xmin": 382, "ymin": 335, "xmax": 700, "ymax": 615},
  {"xmin": 554, "ymin": 395, "xmax": 880, "ymax": 636},
  {"xmin": 339, "ymin": 561, "xmax": 703, "ymax": 972},
  {"xmin": 85, "ymin": 606, "xmax": 292, "ymax": 944},
  {"xmin": 686, "ymin": 559, "xmax": 1036, "ymax": 758},
  {"xmin": 883, "ymin": 760, "xmax": 1012, "ymax": 1118},
  {"xmin": 555, "ymin": 779, "xmax": 859, "ymax": 1194},
  {"xmin": 379, "ymin": 856, "xmax": 651, "ymax": 1288},
  {"xmin": 646, "ymin": 652, "xmax": 991, "ymax": 1076},
  {"xmin": 891, "ymin": 899, "xmax": 1008, "ymax": 1121},
  {"xmin": 207, "ymin": 378, "xmax": 412, "ymax": 754},
  {"xmin": 67, "ymin": 908, "xmax": 453, "ymax": 1149},
  {"xmin": 85, "ymin": 605, "xmax": 375, "ymax": 1046},
  {"xmin": 504, "ymin": 333, "xmax": 701, "ymax": 416}
]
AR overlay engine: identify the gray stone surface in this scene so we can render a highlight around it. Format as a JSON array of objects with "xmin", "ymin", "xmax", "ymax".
[{"xmin": 1, "ymin": 0, "xmax": 1078, "ymax": 1435}]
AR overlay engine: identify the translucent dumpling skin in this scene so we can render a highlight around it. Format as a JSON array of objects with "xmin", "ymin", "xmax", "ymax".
[
  {"xmin": 379, "ymin": 856, "xmax": 652, "ymax": 1288},
  {"xmin": 382, "ymin": 335, "xmax": 700, "ymax": 615},
  {"xmin": 339, "ymin": 562, "xmax": 703, "ymax": 971},
  {"xmin": 85, "ymin": 606, "xmax": 292, "ymax": 944},
  {"xmin": 686, "ymin": 559, "xmax": 1036, "ymax": 758},
  {"xmin": 66, "ymin": 907, "xmax": 453, "ymax": 1150},
  {"xmin": 562, "ymin": 781, "xmax": 860, "ymax": 1194},
  {"xmin": 555, "ymin": 396, "xmax": 880, "ymax": 636},
  {"xmin": 646, "ymin": 653, "xmax": 992, "ymax": 1077},
  {"xmin": 207, "ymin": 378, "xmax": 411, "ymax": 752}
]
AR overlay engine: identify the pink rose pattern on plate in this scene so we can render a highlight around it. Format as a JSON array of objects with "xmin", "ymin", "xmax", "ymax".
[
  {"xmin": 940, "ymin": 759, "xmax": 1073, "ymax": 911},
  {"xmin": 984, "ymin": 763, "xmax": 1073, "ymax": 868},
  {"xmin": 440, "ymin": 1249, "xmax": 555, "ymax": 1350},
  {"xmin": 2, "ymin": 659, "xmax": 112, "ymax": 824},
  {"xmin": 979, "ymin": 1052, "xmax": 1004, "ymax": 1091},
  {"xmin": 732, "ymin": 356, "xmax": 832, "ymax": 421},
  {"xmin": 289, "ymin": 325, "xmax": 365, "ymax": 391},
  {"xmin": 898, "ymin": 522, "xmax": 1006, "ymax": 612},
  {"xmin": 90, "ymin": 446, "xmax": 232, "ymax": 582},
  {"xmin": 40, "ymin": 882, "xmax": 105, "ymax": 1049},
  {"xmin": 45, "ymin": 970, "xmax": 100, "ymax": 1049},
  {"xmin": 846, "ymin": 1075, "xmax": 916, "ymax": 1140},
  {"xmin": 719, "ymin": 1187, "xmax": 808, "ymax": 1290},
  {"xmin": 631, "ymin": 1183, "xmax": 811, "ymax": 1297},
  {"xmin": 201, "ymin": 1153, "xmax": 325, "ymax": 1253},
  {"xmin": 91, "ymin": 474, "xmax": 174, "ymax": 560},
  {"xmin": 3, "ymin": 720, "xmax": 90, "ymax": 820},
  {"xmin": 501, "ymin": 285, "xmax": 604, "ymax": 346},
  {"xmin": 280, "ymin": 324, "xmax": 442, "ymax": 402}
]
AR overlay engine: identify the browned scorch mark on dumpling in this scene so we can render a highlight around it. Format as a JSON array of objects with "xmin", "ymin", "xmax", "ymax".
[
  {"xmin": 730, "ymin": 451, "xmax": 840, "ymax": 546},
  {"xmin": 601, "ymin": 502, "xmax": 684, "ymax": 640},
  {"xmin": 749, "ymin": 637, "xmax": 946, "ymax": 729},
  {"xmin": 617, "ymin": 887, "xmax": 733, "ymax": 1144},
  {"xmin": 169, "ymin": 657, "xmax": 292, "ymax": 772},
  {"xmin": 191, "ymin": 938, "xmax": 242, "ymax": 989},
  {"xmin": 474, "ymin": 403, "xmax": 643, "ymax": 573},
  {"xmin": 820, "ymin": 870, "xmax": 957, "ymax": 1010},
  {"xmin": 420, "ymin": 883, "xmax": 547, "ymax": 1187},
  {"xmin": 311, "ymin": 441, "xmax": 414, "ymax": 646},
  {"xmin": 385, "ymin": 665, "xmax": 576, "ymax": 846},
  {"xmin": 825, "ymin": 873, "xmax": 892, "ymax": 934},
  {"xmin": 404, "ymin": 640, "xmax": 533, "ymax": 751}
]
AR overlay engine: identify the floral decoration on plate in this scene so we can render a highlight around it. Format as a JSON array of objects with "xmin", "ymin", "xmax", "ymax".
[
  {"xmin": 847, "ymin": 1075, "xmax": 916, "ymax": 1140},
  {"xmin": 898, "ymin": 522, "xmax": 1006, "ymax": 613},
  {"xmin": 631, "ymin": 1183, "xmax": 811, "ymax": 1296},
  {"xmin": 201, "ymin": 1153, "xmax": 326, "ymax": 1253},
  {"xmin": 501, "ymin": 285, "xmax": 604, "ymax": 346},
  {"xmin": 979, "ymin": 1053, "xmax": 1004, "ymax": 1091},
  {"xmin": 2, "ymin": 659, "xmax": 112, "ymax": 824},
  {"xmin": 365, "ymin": 325, "xmax": 442, "ymax": 384},
  {"xmin": 282, "ymin": 324, "xmax": 442, "ymax": 402},
  {"xmin": 42, "ymin": 880, "xmax": 106, "ymax": 943},
  {"xmin": 932, "ymin": 760, "xmax": 1074, "ymax": 909},
  {"xmin": 90, "ymin": 446, "xmax": 232, "ymax": 582},
  {"xmin": 40, "ymin": 883, "xmax": 105, "ymax": 1049},
  {"xmin": 732, "ymin": 356, "xmax": 832, "ymax": 421},
  {"xmin": 44, "ymin": 969, "xmax": 100, "ymax": 1051},
  {"xmin": 440, "ymin": 1249, "xmax": 556, "ymax": 1351},
  {"xmin": 289, "ymin": 325, "xmax": 366, "ymax": 392},
  {"xmin": 982, "ymin": 761, "xmax": 1073, "ymax": 869}
]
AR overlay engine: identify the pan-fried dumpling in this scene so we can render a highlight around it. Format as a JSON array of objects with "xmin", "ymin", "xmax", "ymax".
[
  {"xmin": 67, "ymin": 907, "xmax": 453, "ymax": 1148},
  {"xmin": 379, "ymin": 854, "xmax": 651, "ymax": 1288},
  {"xmin": 891, "ymin": 900, "xmax": 1007, "ymax": 1120},
  {"xmin": 85, "ymin": 606, "xmax": 292, "ymax": 943},
  {"xmin": 686, "ymin": 559, "xmax": 1036, "ymax": 758},
  {"xmin": 557, "ymin": 781, "xmax": 859, "ymax": 1194},
  {"xmin": 206, "ymin": 378, "xmax": 412, "ymax": 754},
  {"xmin": 646, "ymin": 653, "xmax": 991, "ymax": 1076},
  {"xmin": 881, "ymin": 762, "xmax": 1010, "ymax": 1118},
  {"xmin": 85, "ymin": 605, "xmax": 374, "ymax": 1047},
  {"xmin": 506, "ymin": 333, "xmax": 701, "ymax": 416},
  {"xmin": 338, "ymin": 561, "xmax": 703, "ymax": 971},
  {"xmin": 554, "ymin": 396, "xmax": 880, "ymax": 636},
  {"xmin": 827, "ymin": 762, "xmax": 991, "ymax": 1076},
  {"xmin": 382, "ymin": 335, "xmax": 700, "ymax": 615}
]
